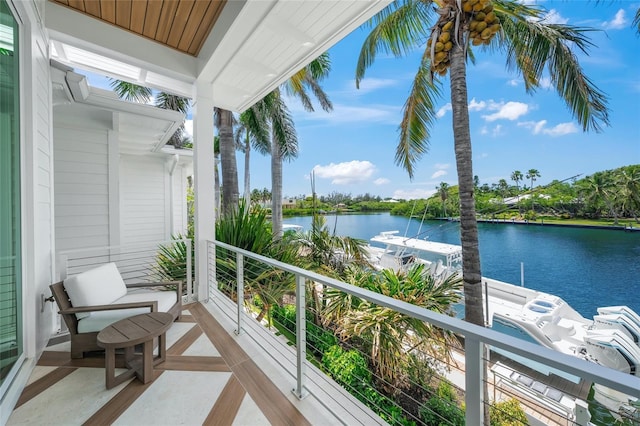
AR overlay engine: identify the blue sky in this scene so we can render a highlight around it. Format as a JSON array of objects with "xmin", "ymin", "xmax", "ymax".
[{"xmin": 89, "ymin": 1, "xmax": 640, "ymax": 200}]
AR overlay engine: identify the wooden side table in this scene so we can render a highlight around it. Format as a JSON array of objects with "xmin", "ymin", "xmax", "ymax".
[{"xmin": 97, "ymin": 312, "xmax": 174, "ymax": 389}]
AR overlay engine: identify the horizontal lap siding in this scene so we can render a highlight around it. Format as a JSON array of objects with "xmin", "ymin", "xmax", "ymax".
[
  {"xmin": 121, "ymin": 155, "xmax": 168, "ymax": 245},
  {"xmin": 53, "ymin": 125, "xmax": 110, "ymax": 250}
]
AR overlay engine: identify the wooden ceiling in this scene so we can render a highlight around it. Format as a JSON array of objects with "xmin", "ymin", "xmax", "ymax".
[{"xmin": 49, "ymin": 0, "xmax": 226, "ymax": 56}]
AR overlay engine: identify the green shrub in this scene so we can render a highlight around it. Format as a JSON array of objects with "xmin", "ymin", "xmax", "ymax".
[
  {"xmin": 155, "ymin": 233, "xmax": 194, "ymax": 288},
  {"xmin": 419, "ymin": 382, "xmax": 465, "ymax": 426},
  {"xmin": 490, "ymin": 398, "xmax": 528, "ymax": 426}
]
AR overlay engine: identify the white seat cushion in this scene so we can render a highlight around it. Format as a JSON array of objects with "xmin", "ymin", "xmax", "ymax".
[
  {"xmin": 64, "ymin": 263, "xmax": 127, "ymax": 319},
  {"xmin": 77, "ymin": 289, "xmax": 177, "ymax": 333}
]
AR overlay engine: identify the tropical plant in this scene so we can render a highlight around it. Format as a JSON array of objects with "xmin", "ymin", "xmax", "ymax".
[
  {"xmin": 356, "ymin": 0, "xmax": 609, "ymax": 328},
  {"xmin": 215, "ymin": 108, "xmax": 239, "ymax": 217},
  {"xmin": 437, "ymin": 182, "xmax": 450, "ymax": 217},
  {"xmin": 323, "ymin": 264, "xmax": 462, "ymax": 386},
  {"xmin": 511, "ymin": 170, "xmax": 524, "ymax": 214},
  {"xmin": 270, "ymin": 52, "xmax": 333, "ymax": 238},
  {"xmin": 235, "ymin": 109, "xmax": 270, "ymax": 207},
  {"xmin": 526, "ymin": 169, "xmax": 540, "ymax": 211},
  {"xmin": 155, "ymin": 233, "xmax": 194, "ymax": 289},
  {"xmin": 579, "ymin": 172, "xmax": 618, "ymax": 223},
  {"xmin": 419, "ymin": 381, "xmax": 465, "ymax": 426},
  {"xmin": 489, "ymin": 398, "xmax": 528, "ymax": 425}
]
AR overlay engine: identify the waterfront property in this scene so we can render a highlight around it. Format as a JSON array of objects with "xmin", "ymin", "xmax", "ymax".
[{"xmin": 2, "ymin": 1, "xmax": 640, "ymax": 425}]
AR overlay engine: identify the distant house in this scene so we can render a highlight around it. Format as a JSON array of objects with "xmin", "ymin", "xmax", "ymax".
[{"xmin": 282, "ymin": 198, "xmax": 297, "ymax": 209}]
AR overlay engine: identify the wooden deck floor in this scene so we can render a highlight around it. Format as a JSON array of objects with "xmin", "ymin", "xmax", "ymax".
[{"xmin": 8, "ymin": 303, "xmax": 320, "ymax": 425}]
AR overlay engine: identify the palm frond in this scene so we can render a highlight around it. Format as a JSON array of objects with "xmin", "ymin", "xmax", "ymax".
[
  {"xmin": 356, "ymin": 0, "xmax": 433, "ymax": 87},
  {"xmin": 109, "ymin": 79, "xmax": 152, "ymax": 103},
  {"xmin": 634, "ymin": 7, "xmax": 640, "ymax": 35},
  {"xmin": 267, "ymin": 91, "xmax": 299, "ymax": 160},
  {"xmin": 239, "ymin": 107, "xmax": 271, "ymax": 155},
  {"xmin": 496, "ymin": 1, "xmax": 609, "ymax": 131},
  {"xmin": 397, "ymin": 50, "xmax": 442, "ymax": 179}
]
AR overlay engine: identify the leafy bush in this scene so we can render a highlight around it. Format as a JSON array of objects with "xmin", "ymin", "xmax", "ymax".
[
  {"xmin": 271, "ymin": 305, "xmax": 337, "ymax": 356},
  {"xmin": 156, "ymin": 233, "xmax": 194, "ymax": 289},
  {"xmin": 419, "ymin": 381, "xmax": 465, "ymax": 426},
  {"xmin": 489, "ymin": 398, "xmax": 528, "ymax": 426}
]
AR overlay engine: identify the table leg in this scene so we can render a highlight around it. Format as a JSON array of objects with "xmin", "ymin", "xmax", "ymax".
[
  {"xmin": 105, "ymin": 347, "xmax": 116, "ymax": 389},
  {"xmin": 142, "ymin": 339, "xmax": 153, "ymax": 383}
]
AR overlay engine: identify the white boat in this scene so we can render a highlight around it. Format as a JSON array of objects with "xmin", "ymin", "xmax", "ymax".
[{"xmin": 367, "ymin": 231, "xmax": 640, "ymax": 378}]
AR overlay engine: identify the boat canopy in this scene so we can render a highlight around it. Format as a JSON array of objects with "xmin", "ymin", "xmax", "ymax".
[{"xmin": 371, "ymin": 231, "xmax": 463, "ymax": 265}]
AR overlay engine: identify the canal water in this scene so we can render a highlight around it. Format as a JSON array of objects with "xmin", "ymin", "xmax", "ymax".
[{"xmin": 283, "ymin": 212, "xmax": 640, "ymax": 317}]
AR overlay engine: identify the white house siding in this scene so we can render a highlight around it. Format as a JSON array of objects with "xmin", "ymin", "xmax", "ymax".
[
  {"xmin": 120, "ymin": 155, "xmax": 169, "ymax": 246},
  {"xmin": 172, "ymin": 166, "xmax": 189, "ymax": 236},
  {"xmin": 53, "ymin": 118, "xmax": 110, "ymax": 251}
]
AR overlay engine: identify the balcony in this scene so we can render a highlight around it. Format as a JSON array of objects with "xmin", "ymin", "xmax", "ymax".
[{"xmin": 7, "ymin": 239, "xmax": 640, "ymax": 425}]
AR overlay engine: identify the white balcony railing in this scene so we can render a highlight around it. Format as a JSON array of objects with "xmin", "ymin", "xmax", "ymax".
[
  {"xmin": 208, "ymin": 239, "xmax": 640, "ymax": 425},
  {"xmin": 57, "ymin": 239, "xmax": 194, "ymax": 302}
]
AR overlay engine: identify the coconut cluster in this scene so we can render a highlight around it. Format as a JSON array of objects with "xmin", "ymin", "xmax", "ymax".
[{"xmin": 427, "ymin": 0, "xmax": 501, "ymax": 76}]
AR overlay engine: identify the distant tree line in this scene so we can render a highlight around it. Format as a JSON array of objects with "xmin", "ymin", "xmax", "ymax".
[{"xmin": 390, "ymin": 165, "xmax": 640, "ymax": 224}]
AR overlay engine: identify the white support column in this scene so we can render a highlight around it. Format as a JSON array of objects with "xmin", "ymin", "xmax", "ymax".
[{"xmin": 193, "ymin": 80, "xmax": 215, "ymax": 302}]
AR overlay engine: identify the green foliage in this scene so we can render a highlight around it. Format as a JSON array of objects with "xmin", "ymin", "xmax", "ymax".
[
  {"xmin": 155, "ymin": 233, "xmax": 193, "ymax": 288},
  {"xmin": 489, "ymin": 398, "xmax": 529, "ymax": 426},
  {"xmin": 419, "ymin": 381, "xmax": 465, "ymax": 426},
  {"xmin": 271, "ymin": 305, "xmax": 338, "ymax": 357}
]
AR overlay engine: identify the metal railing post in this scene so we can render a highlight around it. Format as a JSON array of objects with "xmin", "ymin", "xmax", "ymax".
[
  {"xmin": 235, "ymin": 252, "xmax": 244, "ymax": 335},
  {"xmin": 293, "ymin": 274, "xmax": 307, "ymax": 399},
  {"xmin": 186, "ymin": 239, "xmax": 193, "ymax": 301},
  {"xmin": 465, "ymin": 337, "xmax": 484, "ymax": 425}
]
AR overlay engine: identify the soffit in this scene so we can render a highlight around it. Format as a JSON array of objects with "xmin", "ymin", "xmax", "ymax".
[
  {"xmin": 48, "ymin": 0, "xmax": 225, "ymax": 56},
  {"xmin": 45, "ymin": 0, "xmax": 394, "ymax": 112}
]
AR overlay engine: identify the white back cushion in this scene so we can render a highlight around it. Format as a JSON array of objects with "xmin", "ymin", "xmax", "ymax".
[{"xmin": 64, "ymin": 263, "xmax": 128, "ymax": 319}]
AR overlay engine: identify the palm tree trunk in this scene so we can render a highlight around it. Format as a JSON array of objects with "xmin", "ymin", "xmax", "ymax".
[
  {"xmin": 244, "ymin": 137, "xmax": 251, "ymax": 207},
  {"xmin": 271, "ymin": 131, "xmax": 283, "ymax": 239},
  {"xmin": 219, "ymin": 108, "xmax": 238, "ymax": 216},
  {"xmin": 214, "ymin": 153, "xmax": 221, "ymax": 219},
  {"xmin": 450, "ymin": 41, "xmax": 490, "ymax": 426},
  {"xmin": 449, "ymin": 46, "xmax": 483, "ymax": 327}
]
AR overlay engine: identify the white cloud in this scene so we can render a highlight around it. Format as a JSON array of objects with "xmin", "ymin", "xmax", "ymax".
[
  {"xmin": 543, "ymin": 122, "xmax": 578, "ymax": 136},
  {"xmin": 431, "ymin": 170, "xmax": 447, "ymax": 179},
  {"xmin": 491, "ymin": 124, "xmax": 504, "ymax": 137},
  {"xmin": 313, "ymin": 160, "xmax": 376, "ymax": 184},
  {"xmin": 539, "ymin": 77, "xmax": 553, "ymax": 89},
  {"xmin": 468, "ymin": 98, "xmax": 487, "ymax": 111},
  {"xmin": 353, "ymin": 78, "xmax": 398, "ymax": 94},
  {"xmin": 482, "ymin": 101, "xmax": 529, "ymax": 121},
  {"xmin": 518, "ymin": 120, "xmax": 546, "ymax": 134},
  {"xmin": 436, "ymin": 103, "xmax": 452, "ymax": 118},
  {"xmin": 293, "ymin": 102, "xmax": 400, "ymax": 125},
  {"xmin": 508, "ymin": 79, "xmax": 520, "ymax": 87},
  {"xmin": 603, "ymin": 9, "xmax": 627, "ymax": 30},
  {"xmin": 542, "ymin": 9, "xmax": 568, "ymax": 25},
  {"xmin": 518, "ymin": 120, "xmax": 578, "ymax": 136},
  {"xmin": 374, "ymin": 178, "xmax": 390, "ymax": 185},
  {"xmin": 392, "ymin": 188, "xmax": 436, "ymax": 200}
]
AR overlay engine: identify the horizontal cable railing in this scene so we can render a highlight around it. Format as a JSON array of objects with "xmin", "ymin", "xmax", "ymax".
[
  {"xmin": 209, "ymin": 239, "xmax": 640, "ymax": 425},
  {"xmin": 57, "ymin": 239, "xmax": 194, "ymax": 303}
]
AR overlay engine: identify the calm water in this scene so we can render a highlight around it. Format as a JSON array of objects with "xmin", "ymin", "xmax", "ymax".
[{"xmin": 284, "ymin": 213, "xmax": 640, "ymax": 317}]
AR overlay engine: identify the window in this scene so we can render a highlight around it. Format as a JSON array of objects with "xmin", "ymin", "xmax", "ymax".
[{"xmin": 0, "ymin": 0, "xmax": 21, "ymax": 392}]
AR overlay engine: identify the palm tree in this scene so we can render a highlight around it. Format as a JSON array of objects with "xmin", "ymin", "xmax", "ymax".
[
  {"xmin": 526, "ymin": 168, "xmax": 541, "ymax": 212},
  {"xmin": 243, "ymin": 54, "xmax": 333, "ymax": 239},
  {"xmin": 510, "ymin": 169, "xmax": 523, "ymax": 210},
  {"xmin": 323, "ymin": 264, "xmax": 462, "ymax": 386},
  {"xmin": 436, "ymin": 182, "xmax": 450, "ymax": 218},
  {"xmin": 616, "ymin": 168, "xmax": 640, "ymax": 223},
  {"xmin": 215, "ymin": 108, "xmax": 239, "ymax": 217},
  {"xmin": 581, "ymin": 172, "xmax": 618, "ymax": 223},
  {"xmin": 356, "ymin": 0, "xmax": 608, "ymax": 327},
  {"xmin": 497, "ymin": 179, "xmax": 509, "ymax": 203},
  {"xmin": 235, "ymin": 110, "xmax": 270, "ymax": 207}
]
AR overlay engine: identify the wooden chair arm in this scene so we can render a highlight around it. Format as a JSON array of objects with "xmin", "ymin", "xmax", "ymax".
[
  {"xmin": 126, "ymin": 281, "xmax": 182, "ymax": 296},
  {"xmin": 59, "ymin": 301, "xmax": 158, "ymax": 315}
]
